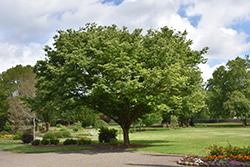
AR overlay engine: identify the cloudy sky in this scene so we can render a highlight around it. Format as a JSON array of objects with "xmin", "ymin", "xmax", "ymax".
[{"xmin": 1, "ymin": 0, "xmax": 250, "ymax": 82}]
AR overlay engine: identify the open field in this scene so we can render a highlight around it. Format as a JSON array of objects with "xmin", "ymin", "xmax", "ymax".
[{"xmin": 1, "ymin": 124, "xmax": 250, "ymax": 157}]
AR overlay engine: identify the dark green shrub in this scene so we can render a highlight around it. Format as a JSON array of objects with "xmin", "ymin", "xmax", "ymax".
[
  {"xmin": 41, "ymin": 139, "xmax": 50, "ymax": 145},
  {"xmin": 21, "ymin": 134, "xmax": 33, "ymax": 143},
  {"xmin": 63, "ymin": 139, "xmax": 77, "ymax": 145},
  {"xmin": 62, "ymin": 130, "xmax": 71, "ymax": 137},
  {"xmin": 77, "ymin": 137, "xmax": 91, "ymax": 145},
  {"xmin": 98, "ymin": 127, "xmax": 117, "ymax": 143},
  {"xmin": 73, "ymin": 128, "xmax": 78, "ymax": 132},
  {"xmin": 13, "ymin": 135, "xmax": 20, "ymax": 140},
  {"xmin": 31, "ymin": 139, "xmax": 40, "ymax": 146},
  {"xmin": 50, "ymin": 138, "xmax": 60, "ymax": 145},
  {"xmin": 4, "ymin": 125, "xmax": 12, "ymax": 131},
  {"xmin": 56, "ymin": 124, "xmax": 62, "ymax": 128}
]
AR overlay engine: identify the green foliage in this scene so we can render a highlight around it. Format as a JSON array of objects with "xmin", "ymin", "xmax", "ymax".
[
  {"xmin": 16, "ymin": 131, "xmax": 24, "ymax": 138},
  {"xmin": 141, "ymin": 113, "xmax": 163, "ymax": 128},
  {"xmin": 41, "ymin": 139, "xmax": 50, "ymax": 145},
  {"xmin": 61, "ymin": 130, "xmax": 71, "ymax": 137},
  {"xmin": 13, "ymin": 135, "xmax": 20, "ymax": 140},
  {"xmin": 98, "ymin": 127, "xmax": 117, "ymax": 143},
  {"xmin": 77, "ymin": 137, "xmax": 91, "ymax": 145},
  {"xmin": 3, "ymin": 125, "xmax": 11, "ymax": 131},
  {"xmin": 50, "ymin": 138, "xmax": 60, "ymax": 145},
  {"xmin": 21, "ymin": 134, "xmax": 33, "ymax": 143},
  {"xmin": 33, "ymin": 23, "xmax": 208, "ymax": 145},
  {"xmin": 56, "ymin": 124, "xmax": 62, "ymax": 128},
  {"xmin": 63, "ymin": 139, "xmax": 77, "ymax": 145},
  {"xmin": 53, "ymin": 131, "xmax": 63, "ymax": 138},
  {"xmin": 75, "ymin": 121, "xmax": 83, "ymax": 131},
  {"xmin": 43, "ymin": 131, "xmax": 56, "ymax": 139},
  {"xmin": 73, "ymin": 127, "xmax": 78, "ymax": 132},
  {"xmin": 31, "ymin": 139, "xmax": 40, "ymax": 146},
  {"xmin": 95, "ymin": 120, "xmax": 109, "ymax": 130}
]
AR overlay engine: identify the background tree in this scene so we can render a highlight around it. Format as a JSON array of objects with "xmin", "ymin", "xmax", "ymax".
[
  {"xmin": 33, "ymin": 23, "xmax": 208, "ymax": 145},
  {"xmin": 141, "ymin": 112, "xmax": 163, "ymax": 129},
  {"xmin": 206, "ymin": 56, "xmax": 250, "ymax": 126}
]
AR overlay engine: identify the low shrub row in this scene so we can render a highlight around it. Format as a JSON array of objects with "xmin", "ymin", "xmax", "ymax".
[
  {"xmin": 43, "ymin": 130, "xmax": 71, "ymax": 139},
  {"xmin": 32, "ymin": 139, "xmax": 60, "ymax": 146},
  {"xmin": 63, "ymin": 137, "xmax": 92, "ymax": 145}
]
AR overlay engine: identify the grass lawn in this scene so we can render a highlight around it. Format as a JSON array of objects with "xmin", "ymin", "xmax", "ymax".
[
  {"xmin": 128, "ymin": 127, "xmax": 250, "ymax": 157},
  {"xmin": 1, "ymin": 124, "xmax": 250, "ymax": 157},
  {"xmin": 0, "ymin": 138, "xmax": 92, "ymax": 153}
]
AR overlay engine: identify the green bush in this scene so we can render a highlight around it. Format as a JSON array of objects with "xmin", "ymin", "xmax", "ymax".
[
  {"xmin": 31, "ymin": 139, "xmax": 41, "ymax": 146},
  {"xmin": 77, "ymin": 137, "xmax": 91, "ymax": 145},
  {"xmin": 63, "ymin": 139, "xmax": 77, "ymax": 145},
  {"xmin": 62, "ymin": 130, "xmax": 71, "ymax": 137},
  {"xmin": 53, "ymin": 131, "xmax": 63, "ymax": 138},
  {"xmin": 224, "ymin": 142, "xmax": 242, "ymax": 157},
  {"xmin": 50, "ymin": 138, "xmax": 60, "ymax": 145},
  {"xmin": 41, "ymin": 139, "xmax": 50, "ymax": 145},
  {"xmin": 0, "ymin": 131, "xmax": 7, "ymax": 135},
  {"xmin": 78, "ymin": 132, "xmax": 90, "ymax": 136},
  {"xmin": 95, "ymin": 120, "xmax": 109, "ymax": 129},
  {"xmin": 56, "ymin": 124, "xmax": 62, "ymax": 128},
  {"xmin": 13, "ymin": 135, "xmax": 20, "ymax": 140},
  {"xmin": 73, "ymin": 128, "xmax": 78, "ymax": 132},
  {"xmin": 43, "ymin": 131, "xmax": 56, "ymax": 139},
  {"xmin": 60, "ymin": 128, "xmax": 67, "ymax": 131},
  {"xmin": 98, "ymin": 127, "xmax": 117, "ymax": 143},
  {"xmin": 60, "ymin": 125, "xmax": 66, "ymax": 129},
  {"xmin": 206, "ymin": 142, "xmax": 224, "ymax": 156},
  {"xmin": 21, "ymin": 134, "xmax": 33, "ymax": 143},
  {"xmin": 16, "ymin": 131, "xmax": 24, "ymax": 137}
]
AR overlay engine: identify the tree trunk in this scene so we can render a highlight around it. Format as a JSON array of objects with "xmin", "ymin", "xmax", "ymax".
[
  {"xmin": 242, "ymin": 118, "xmax": 247, "ymax": 127},
  {"xmin": 122, "ymin": 127, "xmax": 130, "ymax": 146},
  {"xmin": 45, "ymin": 122, "xmax": 50, "ymax": 131},
  {"xmin": 33, "ymin": 117, "xmax": 36, "ymax": 140}
]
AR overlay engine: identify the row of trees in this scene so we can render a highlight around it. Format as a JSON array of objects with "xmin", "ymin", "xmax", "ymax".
[{"xmin": 2, "ymin": 23, "xmax": 249, "ymax": 145}]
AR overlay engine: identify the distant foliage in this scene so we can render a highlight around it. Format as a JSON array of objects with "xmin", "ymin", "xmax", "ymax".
[{"xmin": 95, "ymin": 120, "xmax": 109, "ymax": 130}]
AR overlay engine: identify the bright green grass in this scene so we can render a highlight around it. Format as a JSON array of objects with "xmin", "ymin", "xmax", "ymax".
[
  {"xmin": 128, "ymin": 127, "xmax": 250, "ymax": 157},
  {"xmin": 196, "ymin": 122, "xmax": 249, "ymax": 127},
  {"xmin": 0, "ymin": 138, "xmax": 91, "ymax": 153}
]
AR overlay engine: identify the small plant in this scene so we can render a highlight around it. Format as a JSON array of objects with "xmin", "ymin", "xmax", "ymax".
[
  {"xmin": 53, "ymin": 131, "xmax": 63, "ymax": 138},
  {"xmin": 75, "ymin": 121, "xmax": 83, "ymax": 131},
  {"xmin": 206, "ymin": 142, "xmax": 224, "ymax": 156},
  {"xmin": 109, "ymin": 138, "xmax": 120, "ymax": 145},
  {"xmin": 73, "ymin": 127, "xmax": 78, "ymax": 132},
  {"xmin": 31, "ymin": 139, "xmax": 41, "ymax": 146},
  {"xmin": 4, "ymin": 125, "xmax": 12, "ymax": 131},
  {"xmin": 13, "ymin": 135, "xmax": 20, "ymax": 140},
  {"xmin": 63, "ymin": 138, "xmax": 77, "ymax": 145},
  {"xmin": 56, "ymin": 124, "xmax": 62, "ymax": 128},
  {"xmin": 77, "ymin": 137, "xmax": 92, "ymax": 145},
  {"xmin": 41, "ymin": 139, "xmax": 50, "ymax": 145},
  {"xmin": 50, "ymin": 138, "xmax": 60, "ymax": 145},
  {"xmin": 98, "ymin": 127, "xmax": 117, "ymax": 143},
  {"xmin": 60, "ymin": 125, "xmax": 66, "ymax": 129}
]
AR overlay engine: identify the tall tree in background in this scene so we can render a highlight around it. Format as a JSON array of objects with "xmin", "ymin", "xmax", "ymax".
[
  {"xmin": 206, "ymin": 56, "xmax": 250, "ymax": 126},
  {"xmin": 34, "ymin": 23, "xmax": 208, "ymax": 145},
  {"xmin": 0, "ymin": 65, "xmax": 37, "ymax": 134}
]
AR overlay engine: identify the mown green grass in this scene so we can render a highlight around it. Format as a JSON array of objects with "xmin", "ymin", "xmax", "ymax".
[
  {"xmin": 0, "ymin": 138, "xmax": 91, "ymax": 153},
  {"xmin": 128, "ymin": 127, "xmax": 250, "ymax": 157}
]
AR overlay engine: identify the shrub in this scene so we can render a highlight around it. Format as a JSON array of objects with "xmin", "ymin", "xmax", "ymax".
[
  {"xmin": 95, "ymin": 120, "xmax": 109, "ymax": 130},
  {"xmin": 73, "ymin": 128, "xmax": 78, "ymax": 132},
  {"xmin": 77, "ymin": 137, "xmax": 92, "ymax": 145},
  {"xmin": 43, "ymin": 131, "xmax": 56, "ymax": 139},
  {"xmin": 21, "ymin": 134, "xmax": 33, "ymax": 143},
  {"xmin": 0, "ymin": 131, "xmax": 7, "ymax": 135},
  {"xmin": 56, "ymin": 124, "xmax": 62, "ymax": 128},
  {"xmin": 50, "ymin": 138, "xmax": 60, "ymax": 145},
  {"xmin": 224, "ymin": 142, "xmax": 242, "ymax": 157},
  {"xmin": 60, "ymin": 128, "xmax": 67, "ymax": 131},
  {"xmin": 98, "ymin": 127, "xmax": 117, "ymax": 143},
  {"xmin": 109, "ymin": 138, "xmax": 120, "ymax": 145},
  {"xmin": 31, "ymin": 139, "xmax": 40, "ymax": 146},
  {"xmin": 53, "ymin": 131, "xmax": 63, "ymax": 138},
  {"xmin": 41, "ymin": 139, "xmax": 50, "ymax": 145},
  {"xmin": 16, "ymin": 131, "xmax": 24, "ymax": 137},
  {"xmin": 62, "ymin": 130, "xmax": 71, "ymax": 137},
  {"xmin": 63, "ymin": 139, "xmax": 77, "ymax": 145},
  {"xmin": 60, "ymin": 125, "xmax": 66, "ymax": 129},
  {"xmin": 13, "ymin": 135, "xmax": 20, "ymax": 140}
]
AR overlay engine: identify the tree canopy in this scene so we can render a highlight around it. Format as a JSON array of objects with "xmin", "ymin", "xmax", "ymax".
[
  {"xmin": 34, "ymin": 23, "xmax": 208, "ymax": 145},
  {"xmin": 206, "ymin": 56, "xmax": 250, "ymax": 126}
]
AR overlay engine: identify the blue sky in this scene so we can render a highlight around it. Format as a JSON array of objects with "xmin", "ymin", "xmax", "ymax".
[{"xmin": 0, "ymin": 0, "xmax": 250, "ymax": 82}]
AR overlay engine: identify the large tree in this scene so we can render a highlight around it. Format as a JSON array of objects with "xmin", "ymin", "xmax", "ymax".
[
  {"xmin": 206, "ymin": 56, "xmax": 250, "ymax": 126},
  {"xmin": 34, "ymin": 23, "xmax": 208, "ymax": 145}
]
